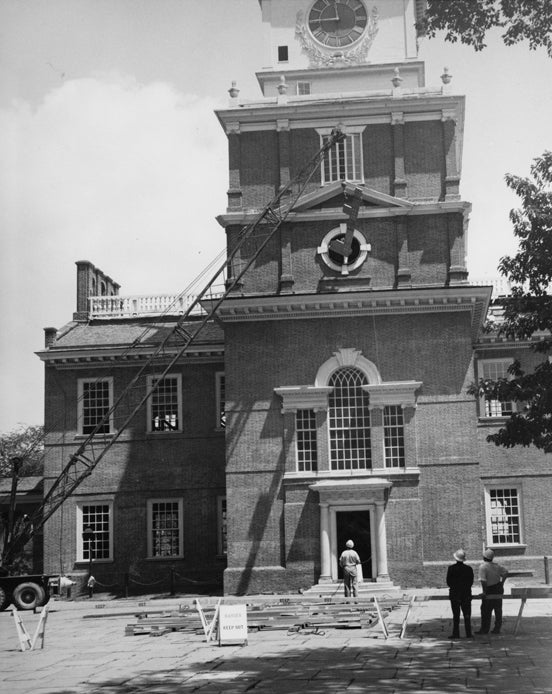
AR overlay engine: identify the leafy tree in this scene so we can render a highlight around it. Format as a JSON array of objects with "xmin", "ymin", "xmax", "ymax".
[
  {"xmin": 417, "ymin": 1, "xmax": 552, "ymax": 57},
  {"xmin": 470, "ymin": 151, "xmax": 552, "ymax": 452},
  {"xmin": 0, "ymin": 425, "xmax": 44, "ymax": 477}
]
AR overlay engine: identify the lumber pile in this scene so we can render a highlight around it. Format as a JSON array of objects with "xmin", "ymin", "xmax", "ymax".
[{"xmin": 124, "ymin": 597, "xmax": 397, "ymax": 637}]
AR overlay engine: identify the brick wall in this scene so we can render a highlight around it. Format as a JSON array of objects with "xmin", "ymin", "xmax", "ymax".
[{"xmin": 42, "ymin": 358, "xmax": 226, "ymax": 588}]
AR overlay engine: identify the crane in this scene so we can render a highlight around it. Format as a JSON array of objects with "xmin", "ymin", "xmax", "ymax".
[{"xmin": 0, "ymin": 125, "xmax": 358, "ymax": 607}]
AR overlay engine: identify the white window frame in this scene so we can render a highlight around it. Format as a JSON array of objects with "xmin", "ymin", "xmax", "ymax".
[
  {"xmin": 146, "ymin": 373, "xmax": 183, "ymax": 433},
  {"xmin": 147, "ymin": 498, "xmax": 184, "ymax": 559},
  {"xmin": 296, "ymin": 408, "xmax": 318, "ymax": 472},
  {"xmin": 76, "ymin": 498, "xmax": 114, "ymax": 563},
  {"xmin": 217, "ymin": 495, "xmax": 227, "ymax": 557},
  {"xmin": 77, "ymin": 377, "xmax": 114, "ymax": 436},
  {"xmin": 215, "ymin": 371, "xmax": 225, "ymax": 430},
  {"xmin": 297, "ymin": 81, "xmax": 311, "ymax": 95},
  {"xmin": 484, "ymin": 486, "xmax": 524, "ymax": 547},
  {"xmin": 478, "ymin": 359, "xmax": 515, "ymax": 418},
  {"xmin": 328, "ymin": 366, "xmax": 372, "ymax": 471},
  {"xmin": 317, "ymin": 126, "xmax": 365, "ymax": 185},
  {"xmin": 383, "ymin": 405, "xmax": 405, "ymax": 468}
]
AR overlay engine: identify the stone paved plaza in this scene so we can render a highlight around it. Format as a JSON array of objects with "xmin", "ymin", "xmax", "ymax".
[{"xmin": 1, "ymin": 592, "xmax": 551, "ymax": 694}]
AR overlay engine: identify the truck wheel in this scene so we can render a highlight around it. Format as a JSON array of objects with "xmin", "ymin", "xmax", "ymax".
[
  {"xmin": 0, "ymin": 586, "xmax": 11, "ymax": 611},
  {"xmin": 12, "ymin": 582, "xmax": 45, "ymax": 611}
]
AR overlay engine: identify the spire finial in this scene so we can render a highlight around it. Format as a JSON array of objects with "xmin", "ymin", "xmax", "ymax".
[
  {"xmin": 277, "ymin": 75, "xmax": 288, "ymax": 95},
  {"xmin": 228, "ymin": 81, "xmax": 240, "ymax": 99},
  {"xmin": 391, "ymin": 67, "xmax": 403, "ymax": 88},
  {"xmin": 441, "ymin": 67, "xmax": 453, "ymax": 85}
]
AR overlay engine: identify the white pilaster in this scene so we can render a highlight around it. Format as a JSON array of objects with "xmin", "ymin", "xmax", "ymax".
[
  {"xmin": 319, "ymin": 502, "xmax": 332, "ymax": 582},
  {"xmin": 375, "ymin": 501, "xmax": 389, "ymax": 581}
]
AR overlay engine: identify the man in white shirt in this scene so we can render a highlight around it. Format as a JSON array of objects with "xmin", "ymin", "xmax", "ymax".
[
  {"xmin": 476, "ymin": 548, "xmax": 508, "ymax": 635},
  {"xmin": 339, "ymin": 539, "xmax": 361, "ymax": 598}
]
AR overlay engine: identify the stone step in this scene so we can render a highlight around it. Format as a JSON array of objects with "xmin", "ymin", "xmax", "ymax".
[{"xmin": 303, "ymin": 581, "xmax": 401, "ymax": 597}]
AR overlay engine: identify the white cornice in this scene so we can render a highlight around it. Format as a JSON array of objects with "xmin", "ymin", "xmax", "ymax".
[
  {"xmin": 216, "ymin": 200, "xmax": 472, "ymax": 228},
  {"xmin": 36, "ymin": 343, "xmax": 224, "ymax": 366},
  {"xmin": 204, "ymin": 285, "xmax": 491, "ymax": 341},
  {"xmin": 215, "ymin": 93, "xmax": 465, "ymax": 134},
  {"xmin": 364, "ymin": 381, "xmax": 423, "ymax": 409},
  {"xmin": 274, "ymin": 386, "xmax": 333, "ymax": 412}
]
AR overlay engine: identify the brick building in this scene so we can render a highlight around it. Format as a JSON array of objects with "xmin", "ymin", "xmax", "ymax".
[{"xmin": 37, "ymin": 0, "xmax": 550, "ymax": 594}]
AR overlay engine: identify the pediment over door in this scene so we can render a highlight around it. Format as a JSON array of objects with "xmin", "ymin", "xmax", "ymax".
[{"xmin": 309, "ymin": 477, "xmax": 391, "ymax": 505}]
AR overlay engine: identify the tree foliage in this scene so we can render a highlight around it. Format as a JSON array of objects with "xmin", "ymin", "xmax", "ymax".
[
  {"xmin": 417, "ymin": 1, "xmax": 552, "ymax": 57},
  {"xmin": 469, "ymin": 151, "xmax": 552, "ymax": 452},
  {"xmin": 0, "ymin": 425, "xmax": 44, "ymax": 478}
]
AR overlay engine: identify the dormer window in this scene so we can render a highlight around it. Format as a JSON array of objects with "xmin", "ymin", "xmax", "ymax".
[{"xmin": 318, "ymin": 127, "xmax": 364, "ymax": 184}]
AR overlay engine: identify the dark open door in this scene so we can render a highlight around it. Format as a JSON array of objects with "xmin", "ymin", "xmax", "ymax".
[{"xmin": 336, "ymin": 510, "xmax": 372, "ymax": 580}]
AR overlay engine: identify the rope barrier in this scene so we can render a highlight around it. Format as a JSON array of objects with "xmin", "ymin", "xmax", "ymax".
[
  {"xmin": 127, "ymin": 575, "xmax": 167, "ymax": 587},
  {"xmin": 93, "ymin": 579, "xmax": 120, "ymax": 589}
]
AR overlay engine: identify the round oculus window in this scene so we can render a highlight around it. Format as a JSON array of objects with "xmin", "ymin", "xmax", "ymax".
[{"xmin": 317, "ymin": 225, "xmax": 370, "ymax": 275}]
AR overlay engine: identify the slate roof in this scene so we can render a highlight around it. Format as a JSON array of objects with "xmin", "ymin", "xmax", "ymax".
[{"xmin": 49, "ymin": 318, "xmax": 224, "ymax": 350}]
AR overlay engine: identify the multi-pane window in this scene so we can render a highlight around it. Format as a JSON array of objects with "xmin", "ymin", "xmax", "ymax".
[
  {"xmin": 328, "ymin": 367, "xmax": 371, "ymax": 470},
  {"xmin": 78, "ymin": 378, "xmax": 113, "ymax": 435},
  {"xmin": 216, "ymin": 372, "xmax": 226, "ymax": 429},
  {"xmin": 78, "ymin": 502, "xmax": 113, "ymax": 561},
  {"xmin": 148, "ymin": 499, "xmax": 183, "ymax": 558},
  {"xmin": 217, "ymin": 496, "xmax": 227, "ymax": 556},
  {"xmin": 296, "ymin": 409, "xmax": 318, "ymax": 472},
  {"xmin": 384, "ymin": 405, "xmax": 405, "ymax": 467},
  {"xmin": 479, "ymin": 360, "xmax": 515, "ymax": 417},
  {"xmin": 322, "ymin": 132, "xmax": 363, "ymax": 184},
  {"xmin": 147, "ymin": 374, "xmax": 182, "ymax": 432},
  {"xmin": 297, "ymin": 81, "xmax": 311, "ymax": 95},
  {"xmin": 486, "ymin": 488, "xmax": 522, "ymax": 545}
]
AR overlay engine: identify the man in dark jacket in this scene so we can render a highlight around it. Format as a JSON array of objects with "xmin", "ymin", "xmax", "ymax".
[{"xmin": 446, "ymin": 549, "xmax": 474, "ymax": 638}]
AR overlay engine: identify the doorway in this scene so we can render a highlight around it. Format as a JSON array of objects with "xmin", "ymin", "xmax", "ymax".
[{"xmin": 336, "ymin": 510, "xmax": 372, "ymax": 580}]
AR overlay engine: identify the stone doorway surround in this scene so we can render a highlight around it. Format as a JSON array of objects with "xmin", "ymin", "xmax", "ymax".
[{"xmin": 309, "ymin": 477, "xmax": 392, "ymax": 583}]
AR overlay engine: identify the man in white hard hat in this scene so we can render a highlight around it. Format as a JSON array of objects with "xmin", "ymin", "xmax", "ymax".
[
  {"xmin": 476, "ymin": 548, "xmax": 508, "ymax": 635},
  {"xmin": 339, "ymin": 539, "xmax": 361, "ymax": 598},
  {"xmin": 446, "ymin": 549, "xmax": 474, "ymax": 638}
]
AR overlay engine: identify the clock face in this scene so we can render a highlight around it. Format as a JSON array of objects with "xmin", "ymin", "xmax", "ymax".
[{"xmin": 308, "ymin": 0, "xmax": 368, "ymax": 48}]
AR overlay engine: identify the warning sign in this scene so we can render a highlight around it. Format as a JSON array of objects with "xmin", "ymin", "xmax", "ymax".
[{"xmin": 218, "ymin": 604, "xmax": 248, "ymax": 645}]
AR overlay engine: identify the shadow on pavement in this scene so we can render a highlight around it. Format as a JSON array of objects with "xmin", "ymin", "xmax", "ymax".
[{"xmin": 43, "ymin": 616, "xmax": 552, "ymax": 694}]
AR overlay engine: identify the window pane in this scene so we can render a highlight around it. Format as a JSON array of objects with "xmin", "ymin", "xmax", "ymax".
[
  {"xmin": 328, "ymin": 367, "xmax": 371, "ymax": 470},
  {"xmin": 481, "ymin": 360, "xmax": 515, "ymax": 417},
  {"xmin": 322, "ymin": 133, "xmax": 363, "ymax": 183},
  {"xmin": 82, "ymin": 381, "xmax": 111, "ymax": 434},
  {"xmin": 151, "ymin": 376, "xmax": 180, "ymax": 431},
  {"xmin": 489, "ymin": 488, "xmax": 521, "ymax": 544},
  {"xmin": 82, "ymin": 504, "xmax": 110, "ymax": 560},
  {"xmin": 296, "ymin": 409, "xmax": 317, "ymax": 472},
  {"xmin": 151, "ymin": 501, "xmax": 181, "ymax": 557},
  {"xmin": 384, "ymin": 405, "xmax": 405, "ymax": 467}
]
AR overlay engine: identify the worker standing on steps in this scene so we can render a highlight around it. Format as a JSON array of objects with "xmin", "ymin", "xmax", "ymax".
[{"xmin": 339, "ymin": 540, "xmax": 361, "ymax": 598}]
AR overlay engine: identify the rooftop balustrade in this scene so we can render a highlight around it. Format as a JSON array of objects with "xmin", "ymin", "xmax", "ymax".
[{"xmin": 89, "ymin": 288, "xmax": 225, "ymax": 319}]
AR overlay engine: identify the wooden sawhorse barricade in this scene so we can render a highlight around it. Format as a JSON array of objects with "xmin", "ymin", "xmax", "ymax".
[
  {"xmin": 395, "ymin": 587, "xmax": 552, "ymax": 639},
  {"xmin": 511, "ymin": 586, "xmax": 552, "ymax": 634}
]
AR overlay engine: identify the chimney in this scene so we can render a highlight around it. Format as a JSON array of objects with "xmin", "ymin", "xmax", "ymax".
[
  {"xmin": 44, "ymin": 327, "xmax": 57, "ymax": 348},
  {"xmin": 73, "ymin": 260, "xmax": 121, "ymax": 321}
]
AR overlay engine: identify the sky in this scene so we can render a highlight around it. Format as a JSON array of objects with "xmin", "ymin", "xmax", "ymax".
[{"xmin": 1, "ymin": 0, "xmax": 551, "ymax": 432}]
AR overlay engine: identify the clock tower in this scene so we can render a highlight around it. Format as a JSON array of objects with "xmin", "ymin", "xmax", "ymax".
[{"xmin": 216, "ymin": 0, "xmax": 490, "ymax": 595}]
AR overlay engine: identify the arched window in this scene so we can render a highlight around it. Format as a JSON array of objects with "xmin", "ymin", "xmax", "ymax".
[{"xmin": 328, "ymin": 367, "xmax": 371, "ymax": 470}]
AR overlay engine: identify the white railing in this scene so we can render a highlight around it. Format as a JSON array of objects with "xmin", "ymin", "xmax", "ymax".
[
  {"xmin": 469, "ymin": 277, "xmax": 512, "ymax": 298},
  {"xmin": 89, "ymin": 290, "xmax": 225, "ymax": 319}
]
